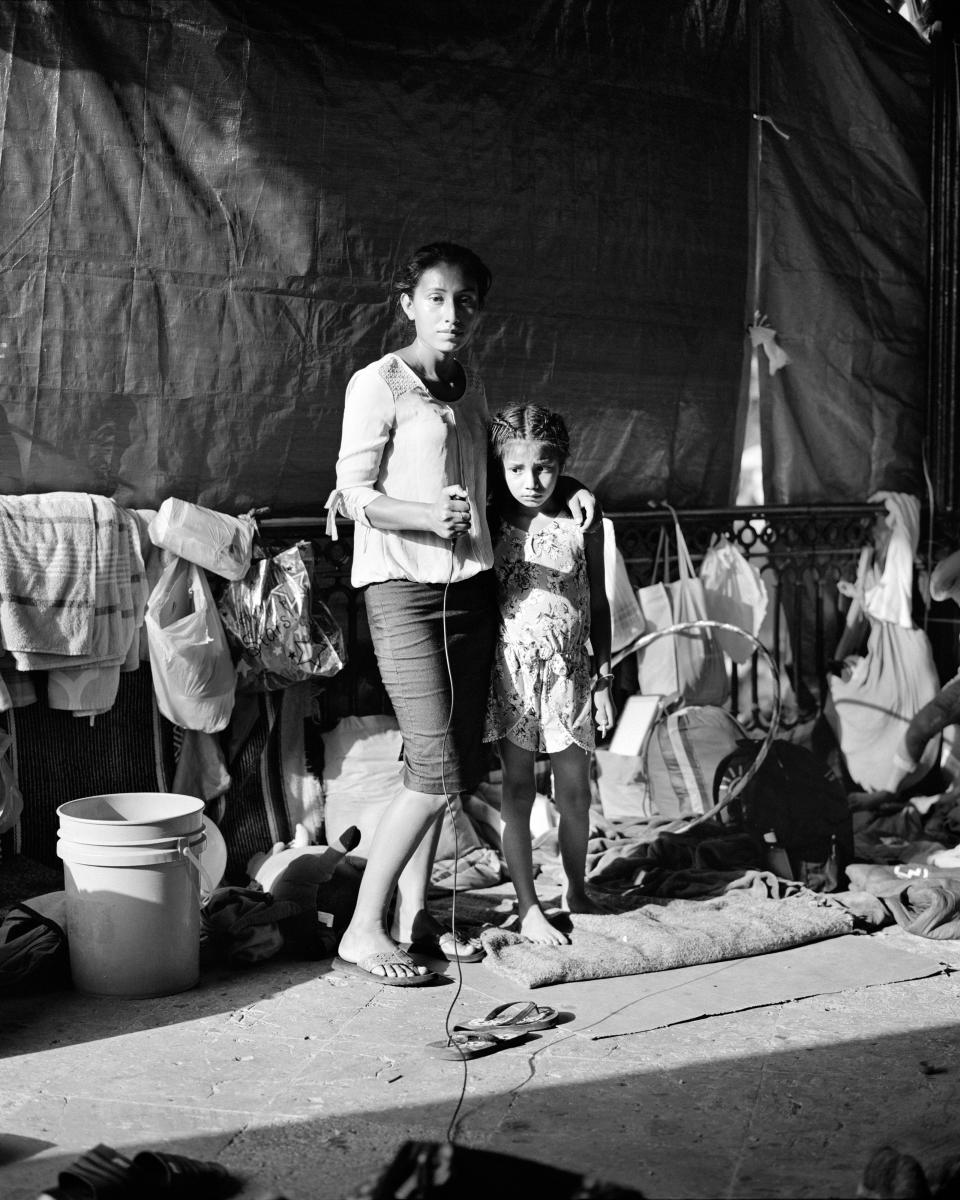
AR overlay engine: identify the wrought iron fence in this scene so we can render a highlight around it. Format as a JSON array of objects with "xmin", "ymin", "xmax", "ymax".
[
  {"xmin": 610, "ymin": 504, "xmax": 884, "ymax": 727},
  {"xmin": 263, "ymin": 503, "xmax": 960, "ymax": 731}
]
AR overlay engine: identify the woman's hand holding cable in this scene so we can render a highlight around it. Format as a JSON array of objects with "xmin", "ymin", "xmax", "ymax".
[{"xmin": 428, "ymin": 484, "xmax": 471, "ymax": 540}]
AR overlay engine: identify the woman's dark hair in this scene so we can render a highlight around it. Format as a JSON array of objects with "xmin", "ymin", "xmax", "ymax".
[
  {"xmin": 489, "ymin": 405, "xmax": 571, "ymax": 467},
  {"xmin": 392, "ymin": 242, "xmax": 493, "ymax": 310}
]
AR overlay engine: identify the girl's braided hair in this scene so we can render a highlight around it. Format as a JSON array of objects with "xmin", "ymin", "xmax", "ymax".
[{"xmin": 489, "ymin": 405, "xmax": 571, "ymax": 467}]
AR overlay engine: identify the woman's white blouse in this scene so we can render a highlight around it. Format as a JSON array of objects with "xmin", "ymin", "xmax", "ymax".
[{"xmin": 325, "ymin": 353, "xmax": 494, "ymax": 588}]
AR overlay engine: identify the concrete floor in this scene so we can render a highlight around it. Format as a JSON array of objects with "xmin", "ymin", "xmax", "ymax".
[{"xmin": 3, "ymin": 912, "xmax": 960, "ymax": 1200}]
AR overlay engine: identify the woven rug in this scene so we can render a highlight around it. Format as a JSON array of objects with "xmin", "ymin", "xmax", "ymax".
[{"xmin": 479, "ymin": 890, "xmax": 854, "ymax": 989}]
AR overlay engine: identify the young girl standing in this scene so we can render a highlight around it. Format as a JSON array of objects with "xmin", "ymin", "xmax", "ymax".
[{"xmin": 485, "ymin": 405, "xmax": 616, "ymax": 945}]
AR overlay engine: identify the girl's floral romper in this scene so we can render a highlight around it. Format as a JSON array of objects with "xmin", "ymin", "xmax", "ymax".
[{"xmin": 484, "ymin": 515, "xmax": 594, "ymax": 754}]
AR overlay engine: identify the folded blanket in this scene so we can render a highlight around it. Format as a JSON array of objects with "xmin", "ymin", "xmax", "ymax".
[{"xmin": 480, "ymin": 890, "xmax": 853, "ymax": 988}]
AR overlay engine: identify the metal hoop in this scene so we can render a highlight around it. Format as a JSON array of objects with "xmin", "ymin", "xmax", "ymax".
[{"xmin": 632, "ymin": 619, "xmax": 781, "ymax": 829}]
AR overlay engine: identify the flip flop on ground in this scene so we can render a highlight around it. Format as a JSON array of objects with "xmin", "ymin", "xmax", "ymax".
[
  {"xmin": 453, "ymin": 1001, "xmax": 559, "ymax": 1033},
  {"xmin": 332, "ymin": 949, "xmax": 440, "ymax": 986},
  {"xmin": 426, "ymin": 1029, "xmax": 529, "ymax": 1060}
]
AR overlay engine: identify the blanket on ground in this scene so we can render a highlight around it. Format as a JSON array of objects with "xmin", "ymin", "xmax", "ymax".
[{"xmin": 479, "ymin": 890, "xmax": 853, "ymax": 989}]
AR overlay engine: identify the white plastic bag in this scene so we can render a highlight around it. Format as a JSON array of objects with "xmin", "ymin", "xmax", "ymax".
[
  {"xmin": 636, "ymin": 517, "xmax": 728, "ymax": 706},
  {"xmin": 145, "ymin": 557, "xmax": 236, "ymax": 732},
  {"xmin": 321, "ymin": 715, "xmax": 405, "ymax": 858},
  {"xmin": 699, "ymin": 534, "xmax": 768, "ymax": 663}
]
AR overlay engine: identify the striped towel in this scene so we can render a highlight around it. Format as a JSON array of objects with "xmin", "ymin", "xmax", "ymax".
[
  {"xmin": 11, "ymin": 497, "xmax": 148, "ymax": 671},
  {"xmin": 0, "ymin": 493, "xmax": 99, "ymax": 657}
]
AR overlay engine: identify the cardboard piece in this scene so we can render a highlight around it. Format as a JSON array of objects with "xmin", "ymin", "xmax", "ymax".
[{"xmin": 584, "ymin": 933, "xmax": 946, "ymax": 1038}]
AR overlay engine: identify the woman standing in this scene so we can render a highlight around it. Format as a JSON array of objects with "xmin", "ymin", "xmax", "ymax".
[{"xmin": 326, "ymin": 242, "xmax": 593, "ymax": 984}]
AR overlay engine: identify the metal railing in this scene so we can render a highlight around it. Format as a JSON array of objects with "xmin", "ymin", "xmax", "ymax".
[{"xmin": 263, "ymin": 503, "xmax": 960, "ymax": 730}]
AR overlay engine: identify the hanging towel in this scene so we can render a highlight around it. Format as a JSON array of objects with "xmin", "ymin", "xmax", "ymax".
[
  {"xmin": 0, "ymin": 492, "xmax": 98, "ymax": 657},
  {"xmin": 12, "ymin": 498, "xmax": 148, "ymax": 673}
]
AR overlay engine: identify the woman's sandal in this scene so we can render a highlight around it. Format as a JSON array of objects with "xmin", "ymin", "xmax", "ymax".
[
  {"xmin": 405, "ymin": 928, "xmax": 485, "ymax": 963},
  {"xmin": 453, "ymin": 1000, "xmax": 559, "ymax": 1033},
  {"xmin": 332, "ymin": 949, "xmax": 440, "ymax": 986}
]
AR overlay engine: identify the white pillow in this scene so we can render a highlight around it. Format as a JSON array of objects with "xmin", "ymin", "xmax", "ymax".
[{"xmin": 322, "ymin": 715, "xmax": 405, "ymax": 858}]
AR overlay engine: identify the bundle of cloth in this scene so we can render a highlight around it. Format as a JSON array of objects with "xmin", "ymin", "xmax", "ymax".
[
  {"xmin": 0, "ymin": 493, "xmax": 153, "ymax": 720},
  {"xmin": 843, "ymin": 535, "xmax": 960, "ymax": 881},
  {"xmin": 846, "ymin": 862, "xmax": 960, "ymax": 940}
]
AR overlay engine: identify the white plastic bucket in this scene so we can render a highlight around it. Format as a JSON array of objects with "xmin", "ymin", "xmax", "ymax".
[{"xmin": 56, "ymin": 792, "xmax": 206, "ymax": 998}]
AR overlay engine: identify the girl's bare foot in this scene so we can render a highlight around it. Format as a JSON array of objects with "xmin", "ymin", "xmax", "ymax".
[{"xmin": 519, "ymin": 906, "xmax": 570, "ymax": 945}]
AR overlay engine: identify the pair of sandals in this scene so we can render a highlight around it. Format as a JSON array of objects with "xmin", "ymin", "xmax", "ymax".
[
  {"xmin": 40, "ymin": 1143, "xmax": 241, "ymax": 1199},
  {"xmin": 427, "ymin": 1000, "xmax": 559, "ymax": 1059}
]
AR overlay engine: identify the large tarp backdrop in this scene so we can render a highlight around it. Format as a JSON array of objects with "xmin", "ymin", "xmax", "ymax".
[
  {"xmin": 0, "ymin": 1, "xmax": 930, "ymax": 516},
  {"xmin": 752, "ymin": 0, "xmax": 932, "ymax": 503}
]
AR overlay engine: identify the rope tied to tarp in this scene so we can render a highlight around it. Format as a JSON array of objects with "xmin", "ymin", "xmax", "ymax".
[{"xmin": 751, "ymin": 112, "xmax": 791, "ymax": 139}]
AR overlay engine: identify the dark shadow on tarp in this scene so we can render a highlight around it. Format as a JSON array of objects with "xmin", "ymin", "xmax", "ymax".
[
  {"xmin": 0, "ymin": 0, "xmax": 932, "ymax": 516},
  {"xmin": 0, "ymin": 0, "xmax": 751, "ymax": 515}
]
